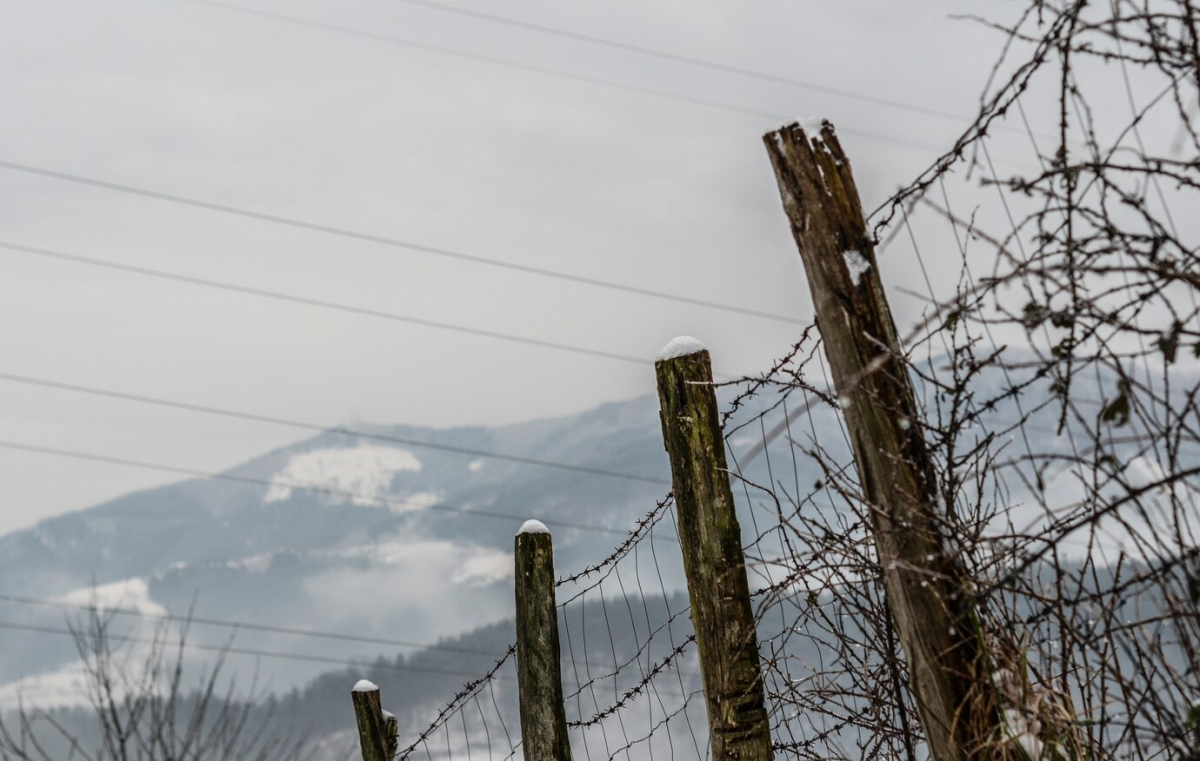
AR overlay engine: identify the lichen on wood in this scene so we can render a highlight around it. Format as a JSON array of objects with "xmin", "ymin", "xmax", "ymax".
[
  {"xmin": 514, "ymin": 529, "xmax": 573, "ymax": 761},
  {"xmin": 763, "ymin": 120, "xmax": 997, "ymax": 761},
  {"xmin": 655, "ymin": 347, "xmax": 773, "ymax": 761}
]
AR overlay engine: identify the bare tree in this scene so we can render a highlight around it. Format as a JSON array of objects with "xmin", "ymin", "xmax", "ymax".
[
  {"xmin": 0, "ymin": 605, "xmax": 311, "ymax": 761},
  {"xmin": 735, "ymin": 2, "xmax": 1200, "ymax": 759},
  {"xmin": 386, "ymin": 4, "xmax": 1200, "ymax": 750}
]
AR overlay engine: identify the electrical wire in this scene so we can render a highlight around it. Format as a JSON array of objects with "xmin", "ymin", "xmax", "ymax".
[
  {"xmin": 0, "ymin": 368, "xmax": 668, "ymax": 486},
  {"xmin": 0, "ymin": 239, "xmax": 660, "ymax": 367},
  {"xmin": 172, "ymin": 0, "xmax": 952, "ymax": 156},
  {"xmin": 0, "ymin": 592, "xmax": 499, "ymax": 656},
  {"xmin": 0, "ymin": 161, "xmax": 802, "ymax": 325},
  {"xmin": 386, "ymin": 0, "xmax": 988, "ymax": 128},
  {"xmin": 0, "ymin": 619, "xmax": 515, "ymax": 680},
  {"xmin": 0, "ymin": 236, "xmax": 741, "ymax": 377},
  {"xmin": 0, "ymin": 437, "xmax": 670, "ymax": 540}
]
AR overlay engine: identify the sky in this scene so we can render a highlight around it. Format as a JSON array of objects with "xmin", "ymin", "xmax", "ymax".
[{"xmin": 0, "ymin": 0, "xmax": 1062, "ymax": 534}]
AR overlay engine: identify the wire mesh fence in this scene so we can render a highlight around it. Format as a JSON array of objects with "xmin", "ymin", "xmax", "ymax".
[{"xmin": 387, "ymin": 3, "xmax": 1200, "ymax": 758}]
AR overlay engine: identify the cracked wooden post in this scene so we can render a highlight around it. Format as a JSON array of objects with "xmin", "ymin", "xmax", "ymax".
[
  {"xmin": 763, "ymin": 119, "xmax": 993, "ymax": 760},
  {"xmin": 655, "ymin": 337, "xmax": 773, "ymax": 761},
  {"xmin": 384, "ymin": 710, "xmax": 399, "ymax": 760},
  {"xmin": 351, "ymin": 680, "xmax": 391, "ymax": 761},
  {"xmin": 514, "ymin": 519, "xmax": 573, "ymax": 761}
]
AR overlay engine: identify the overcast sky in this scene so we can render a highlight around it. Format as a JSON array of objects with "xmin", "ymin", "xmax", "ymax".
[{"xmin": 0, "ymin": 0, "xmax": 1067, "ymax": 534}]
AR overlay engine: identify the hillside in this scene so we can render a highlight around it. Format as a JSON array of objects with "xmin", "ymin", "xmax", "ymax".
[{"xmin": 0, "ymin": 388, "xmax": 814, "ymax": 704}]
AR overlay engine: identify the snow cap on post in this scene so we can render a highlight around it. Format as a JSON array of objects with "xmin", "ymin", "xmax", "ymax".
[
  {"xmin": 793, "ymin": 117, "xmax": 836, "ymax": 150},
  {"xmin": 513, "ymin": 514, "xmax": 570, "ymax": 759},
  {"xmin": 518, "ymin": 519, "xmax": 550, "ymax": 536},
  {"xmin": 796, "ymin": 116, "xmax": 829, "ymax": 132},
  {"xmin": 350, "ymin": 679, "xmax": 389, "ymax": 761},
  {"xmin": 796, "ymin": 116, "xmax": 833, "ymax": 137},
  {"xmin": 657, "ymin": 336, "xmax": 706, "ymax": 362}
]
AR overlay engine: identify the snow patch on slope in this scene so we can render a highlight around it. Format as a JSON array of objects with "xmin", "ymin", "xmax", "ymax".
[
  {"xmin": 226, "ymin": 551, "xmax": 276, "ymax": 573},
  {"xmin": 56, "ymin": 577, "xmax": 167, "ymax": 616},
  {"xmin": 452, "ymin": 553, "xmax": 512, "ymax": 586},
  {"xmin": 390, "ymin": 490, "xmax": 443, "ymax": 515},
  {"xmin": 0, "ymin": 661, "xmax": 93, "ymax": 710},
  {"xmin": 313, "ymin": 540, "xmax": 512, "ymax": 586},
  {"xmin": 0, "ymin": 646, "xmax": 162, "ymax": 711},
  {"xmin": 265, "ymin": 446, "xmax": 422, "ymax": 505}
]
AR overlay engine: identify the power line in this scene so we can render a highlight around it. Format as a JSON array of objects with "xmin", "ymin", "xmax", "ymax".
[
  {"xmin": 0, "ymin": 437, "xmax": 665, "ymax": 540},
  {"xmin": 387, "ymin": 0, "xmax": 983, "ymax": 128},
  {"xmin": 0, "ymin": 592, "xmax": 500, "ymax": 657},
  {"xmin": 171, "ymin": 0, "xmax": 951, "ymax": 156},
  {"xmin": 0, "ymin": 160, "xmax": 802, "ymax": 326},
  {"xmin": 0, "ymin": 619, "xmax": 515, "ymax": 680},
  {"xmin": 0, "ymin": 237, "xmax": 741, "ymax": 378},
  {"xmin": 0, "ymin": 594, "xmax": 672, "ymax": 679},
  {"xmin": 1, "ymin": 617, "xmax": 697, "ymax": 699},
  {"xmin": 0, "ymin": 367, "xmax": 668, "ymax": 486},
  {"xmin": 0, "ymin": 238, "xmax": 658, "ymax": 367}
]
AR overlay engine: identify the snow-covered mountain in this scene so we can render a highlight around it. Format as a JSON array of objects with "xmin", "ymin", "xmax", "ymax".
[
  {"xmin": 0, "ymin": 392, "xmax": 706, "ymax": 703},
  {"xmin": 2, "ymin": 359, "xmax": 1177, "ymax": 720}
]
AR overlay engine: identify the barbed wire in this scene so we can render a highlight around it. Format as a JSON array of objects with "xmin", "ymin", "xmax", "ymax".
[{"xmin": 8, "ymin": 2, "xmax": 1197, "ymax": 759}]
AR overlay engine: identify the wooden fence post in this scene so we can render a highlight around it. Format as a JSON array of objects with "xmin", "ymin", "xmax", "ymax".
[
  {"xmin": 655, "ymin": 338, "xmax": 774, "ymax": 761},
  {"xmin": 514, "ymin": 519, "xmax": 573, "ymax": 761},
  {"xmin": 763, "ymin": 120, "xmax": 993, "ymax": 761},
  {"xmin": 351, "ymin": 680, "xmax": 392, "ymax": 761},
  {"xmin": 384, "ymin": 710, "xmax": 399, "ymax": 760}
]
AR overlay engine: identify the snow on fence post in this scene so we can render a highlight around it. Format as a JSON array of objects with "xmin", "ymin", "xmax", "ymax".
[
  {"xmin": 654, "ymin": 338, "xmax": 774, "ymax": 761},
  {"xmin": 350, "ymin": 679, "xmax": 392, "ymax": 761},
  {"xmin": 514, "ymin": 519, "xmax": 573, "ymax": 761},
  {"xmin": 763, "ymin": 120, "xmax": 995, "ymax": 761}
]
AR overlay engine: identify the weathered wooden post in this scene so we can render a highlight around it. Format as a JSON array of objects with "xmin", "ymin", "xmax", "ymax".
[
  {"xmin": 655, "ymin": 337, "xmax": 774, "ymax": 761},
  {"xmin": 351, "ymin": 679, "xmax": 391, "ymax": 761},
  {"xmin": 763, "ymin": 120, "xmax": 993, "ymax": 760},
  {"xmin": 514, "ymin": 519, "xmax": 573, "ymax": 761},
  {"xmin": 383, "ymin": 710, "xmax": 399, "ymax": 759}
]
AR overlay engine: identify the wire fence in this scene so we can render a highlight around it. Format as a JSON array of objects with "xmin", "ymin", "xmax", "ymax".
[
  {"xmin": 380, "ymin": 3, "xmax": 1200, "ymax": 759},
  {"xmin": 0, "ymin": 2, "xmax": 1196, "ymax": 760}
]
